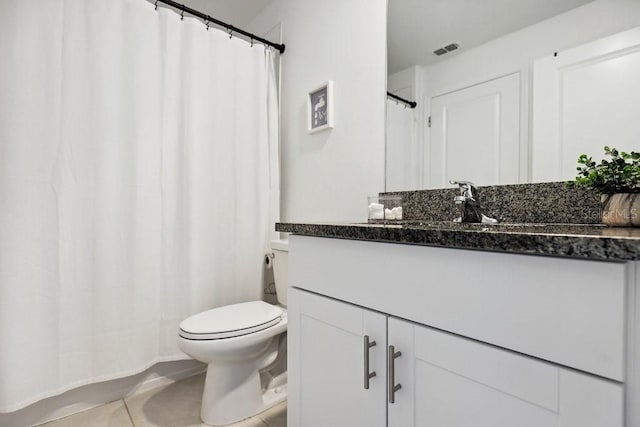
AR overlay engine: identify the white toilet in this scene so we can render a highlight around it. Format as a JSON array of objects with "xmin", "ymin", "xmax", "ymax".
[{"xmin": 178, "ymin": 239, "xmax": 289, "ymax": 426}]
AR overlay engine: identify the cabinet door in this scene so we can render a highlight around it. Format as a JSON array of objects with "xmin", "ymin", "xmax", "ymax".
[
  {"xmin": 288, "ymin": 288, "xmax": 387, "ymax": 427},
  {"xmin": 388, "ymin": 318, "xmax": 623, "ymax": 427}
]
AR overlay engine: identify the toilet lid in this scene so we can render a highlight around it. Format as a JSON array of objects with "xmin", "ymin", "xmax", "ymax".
[{"xmin": 179, "ymin": 301, "xmax": 283, "ymax": 340}]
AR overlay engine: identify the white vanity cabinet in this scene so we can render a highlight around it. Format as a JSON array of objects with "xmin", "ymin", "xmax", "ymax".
[
  {"xmin": 287, "ymin": 235, "xmax": 638, "ymax": 427},
  {"xmin": 289, "ymin": 288, "xmax": 623, "ymax": 427}
]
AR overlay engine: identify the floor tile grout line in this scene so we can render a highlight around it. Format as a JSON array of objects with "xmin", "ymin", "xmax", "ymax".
[
  {"xmin": 122, "ymin": 398, "xmax": 136, "ymax": 426},
  {"xmin": 257, "ymin": 408, "xmax": 286, "ymax": 427}
]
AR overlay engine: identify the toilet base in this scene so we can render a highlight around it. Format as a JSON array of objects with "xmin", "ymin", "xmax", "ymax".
[
  {"xmin": 200, "ymin": 359, "xmax": 287, "ymax": 426},
  {"xmin": 177, "ymin": 308, "xmax": 288, "ymax": 426}
]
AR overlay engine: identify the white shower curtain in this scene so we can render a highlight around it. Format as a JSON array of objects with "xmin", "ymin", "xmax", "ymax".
[{"xmin": 0, "ymin": 0, "xmax": 279, "ymax": 412}]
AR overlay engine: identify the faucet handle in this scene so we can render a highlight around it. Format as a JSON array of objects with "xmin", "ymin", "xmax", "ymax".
[
  {"xmin": 449, "ymin": 180, "xmax": 476, "ymax": 188},
  {"xmin": 449, "ymin": 180, "xmax": 477, "ymax": 199}
]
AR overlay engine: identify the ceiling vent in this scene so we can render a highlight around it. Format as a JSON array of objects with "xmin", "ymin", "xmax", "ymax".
[{"xmin": 433, "ymin": 43, "xmax": 459, "ymax": 56}]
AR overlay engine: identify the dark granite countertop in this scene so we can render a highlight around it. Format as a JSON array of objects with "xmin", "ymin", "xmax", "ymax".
[{"xmin": 276, "ymin": 221, "xmax": 640, "ymax": 261}]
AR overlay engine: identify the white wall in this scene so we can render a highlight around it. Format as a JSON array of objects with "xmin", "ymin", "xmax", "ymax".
[
  {"xmin": 424, "ymin": 0, "xmax": 640, "ymax": 95},
  {"xmin": 248, "ymin": 0, "xmax": 388, "ymax": 222}
]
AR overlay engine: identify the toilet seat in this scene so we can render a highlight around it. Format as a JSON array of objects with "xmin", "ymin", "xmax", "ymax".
[{"xmin": 179, "ymin": 301, "xmax": 283, "ymax": 340}]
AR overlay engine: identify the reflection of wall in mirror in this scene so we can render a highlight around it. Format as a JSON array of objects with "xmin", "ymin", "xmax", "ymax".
[
  {"xmin": 387, "ymin": 66, "xmax": 424, "ymax": 191},
  {"xmin": 386, "ymin": 99, "xmax": 420, "ymax": 191}
]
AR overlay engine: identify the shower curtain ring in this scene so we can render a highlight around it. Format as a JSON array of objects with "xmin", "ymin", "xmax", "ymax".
[
  {"xmin": 205, "ymin": 18, "xmax": 210, "ymax": 30},
  {"xmin": 250, "ymin": 38, "xmax": 254, "ymax": 47},
  {"xmin": 228, "ymin": 28, "xmax": 233, "ymax": 39},
  {"xmin": 154, "ymin": 0, "xmax": 158, "ymax": 10},
  {"xmin": 180, "ymin": 6, "xmax": 185, "ymax": 20}
]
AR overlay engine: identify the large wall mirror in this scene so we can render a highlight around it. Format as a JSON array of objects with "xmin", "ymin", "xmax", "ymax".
[{"xmin": 386, "ymin": 0, "xmax": 640, "ymax": 192}]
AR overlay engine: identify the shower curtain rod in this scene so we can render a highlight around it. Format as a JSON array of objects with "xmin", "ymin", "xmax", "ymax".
[
  {"xmin": 155, "ymin": 0, "xmax": 285, "ymax": 54},
  {"xmin": 387, "ymin": 92, "xmax": 417, "ymax": 109}
]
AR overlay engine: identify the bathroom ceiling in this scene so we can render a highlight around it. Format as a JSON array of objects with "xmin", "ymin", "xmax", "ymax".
[
  {"xmin": 156, "ymin": 0, "xmax": 272, "ymax": 27},
  {"xmin": 388, "ymin": 0, "xmax": 596, "ymax": 74}
]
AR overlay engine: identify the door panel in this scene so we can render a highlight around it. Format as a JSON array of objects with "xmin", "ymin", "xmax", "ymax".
[
  {"xmin": 387, "ymin": 316, "xmax": 415, "ymax": 426},
  {"xmin": 416, "ymin": 361, "xmax": 557, "ymax": 427},
  {"xmin": 388, "ymin": 318, "xmax": 624, "ymax": 427},
  {"xmin": 288, "ymin": 288, "xmax": 387, "ymax": 427},
  {"xmin": 532, "ymin": 27, "xmax": 640, "ymax": 181},
  {"xmin": 414, "ymin": 321, "xmax": 559, "ymax": 411},
  {"xmin": 429, "ymin": 72, "xmax": 521, "ymax": 188}
]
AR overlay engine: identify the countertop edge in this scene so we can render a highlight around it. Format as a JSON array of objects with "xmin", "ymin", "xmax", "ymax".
[{"xmin": 276, "ymin": 222, "xmax": 640, "ymax": 261}]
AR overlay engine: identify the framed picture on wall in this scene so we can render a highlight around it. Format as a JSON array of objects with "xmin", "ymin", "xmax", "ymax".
[{"xmin": 307, "ymin": 80, "xmax": 334, "ymax": 134}]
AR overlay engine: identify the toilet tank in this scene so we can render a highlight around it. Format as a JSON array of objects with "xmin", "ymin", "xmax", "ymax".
[{"xmin": 269, "ymin": 239, "xmax": 289, "ymax": 307}]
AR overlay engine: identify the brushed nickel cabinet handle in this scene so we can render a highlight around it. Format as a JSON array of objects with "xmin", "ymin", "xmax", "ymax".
[
  {"xmin": 364, "ymin": 335, "xmax": 377, "ymax": 389},
  {"xmin": 388, "ymin": 345, "xmax": 402, "ymax": 403}
]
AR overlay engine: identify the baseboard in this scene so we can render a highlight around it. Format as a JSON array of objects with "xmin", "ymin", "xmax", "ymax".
[{"xmin": 1, "ymin": 360, "xmax": 205, "ymax": 427}]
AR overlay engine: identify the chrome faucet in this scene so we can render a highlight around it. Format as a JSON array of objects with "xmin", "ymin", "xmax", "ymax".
[{"xmin": 449, "ymin": 180, "xmax": 498, "ymax": 224}]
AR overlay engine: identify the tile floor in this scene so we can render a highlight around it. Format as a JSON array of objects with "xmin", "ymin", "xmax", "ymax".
[{"xmin": 40, "ymin": 374, "xmax": 286, "ymax": 427}]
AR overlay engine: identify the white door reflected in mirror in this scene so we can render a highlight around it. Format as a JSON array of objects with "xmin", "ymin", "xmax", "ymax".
[{"xmin": 429, "ymin": 73, "xmax": 522, "ymax": 189}]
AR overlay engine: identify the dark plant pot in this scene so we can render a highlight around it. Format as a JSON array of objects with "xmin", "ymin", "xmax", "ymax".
[{"xmin": 601, "ymin": 193, "xmax": 640, "ymax": 226}]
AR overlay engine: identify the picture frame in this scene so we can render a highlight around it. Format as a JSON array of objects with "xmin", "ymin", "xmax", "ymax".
[{"xmin": 307, "ymin": 80, "xmax": 334, "ymax": 134}]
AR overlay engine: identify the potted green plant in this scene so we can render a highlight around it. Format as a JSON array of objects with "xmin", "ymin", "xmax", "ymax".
[{"xmin": 568, "ymin": 146, "xmax": 640, "ymax": 226}]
